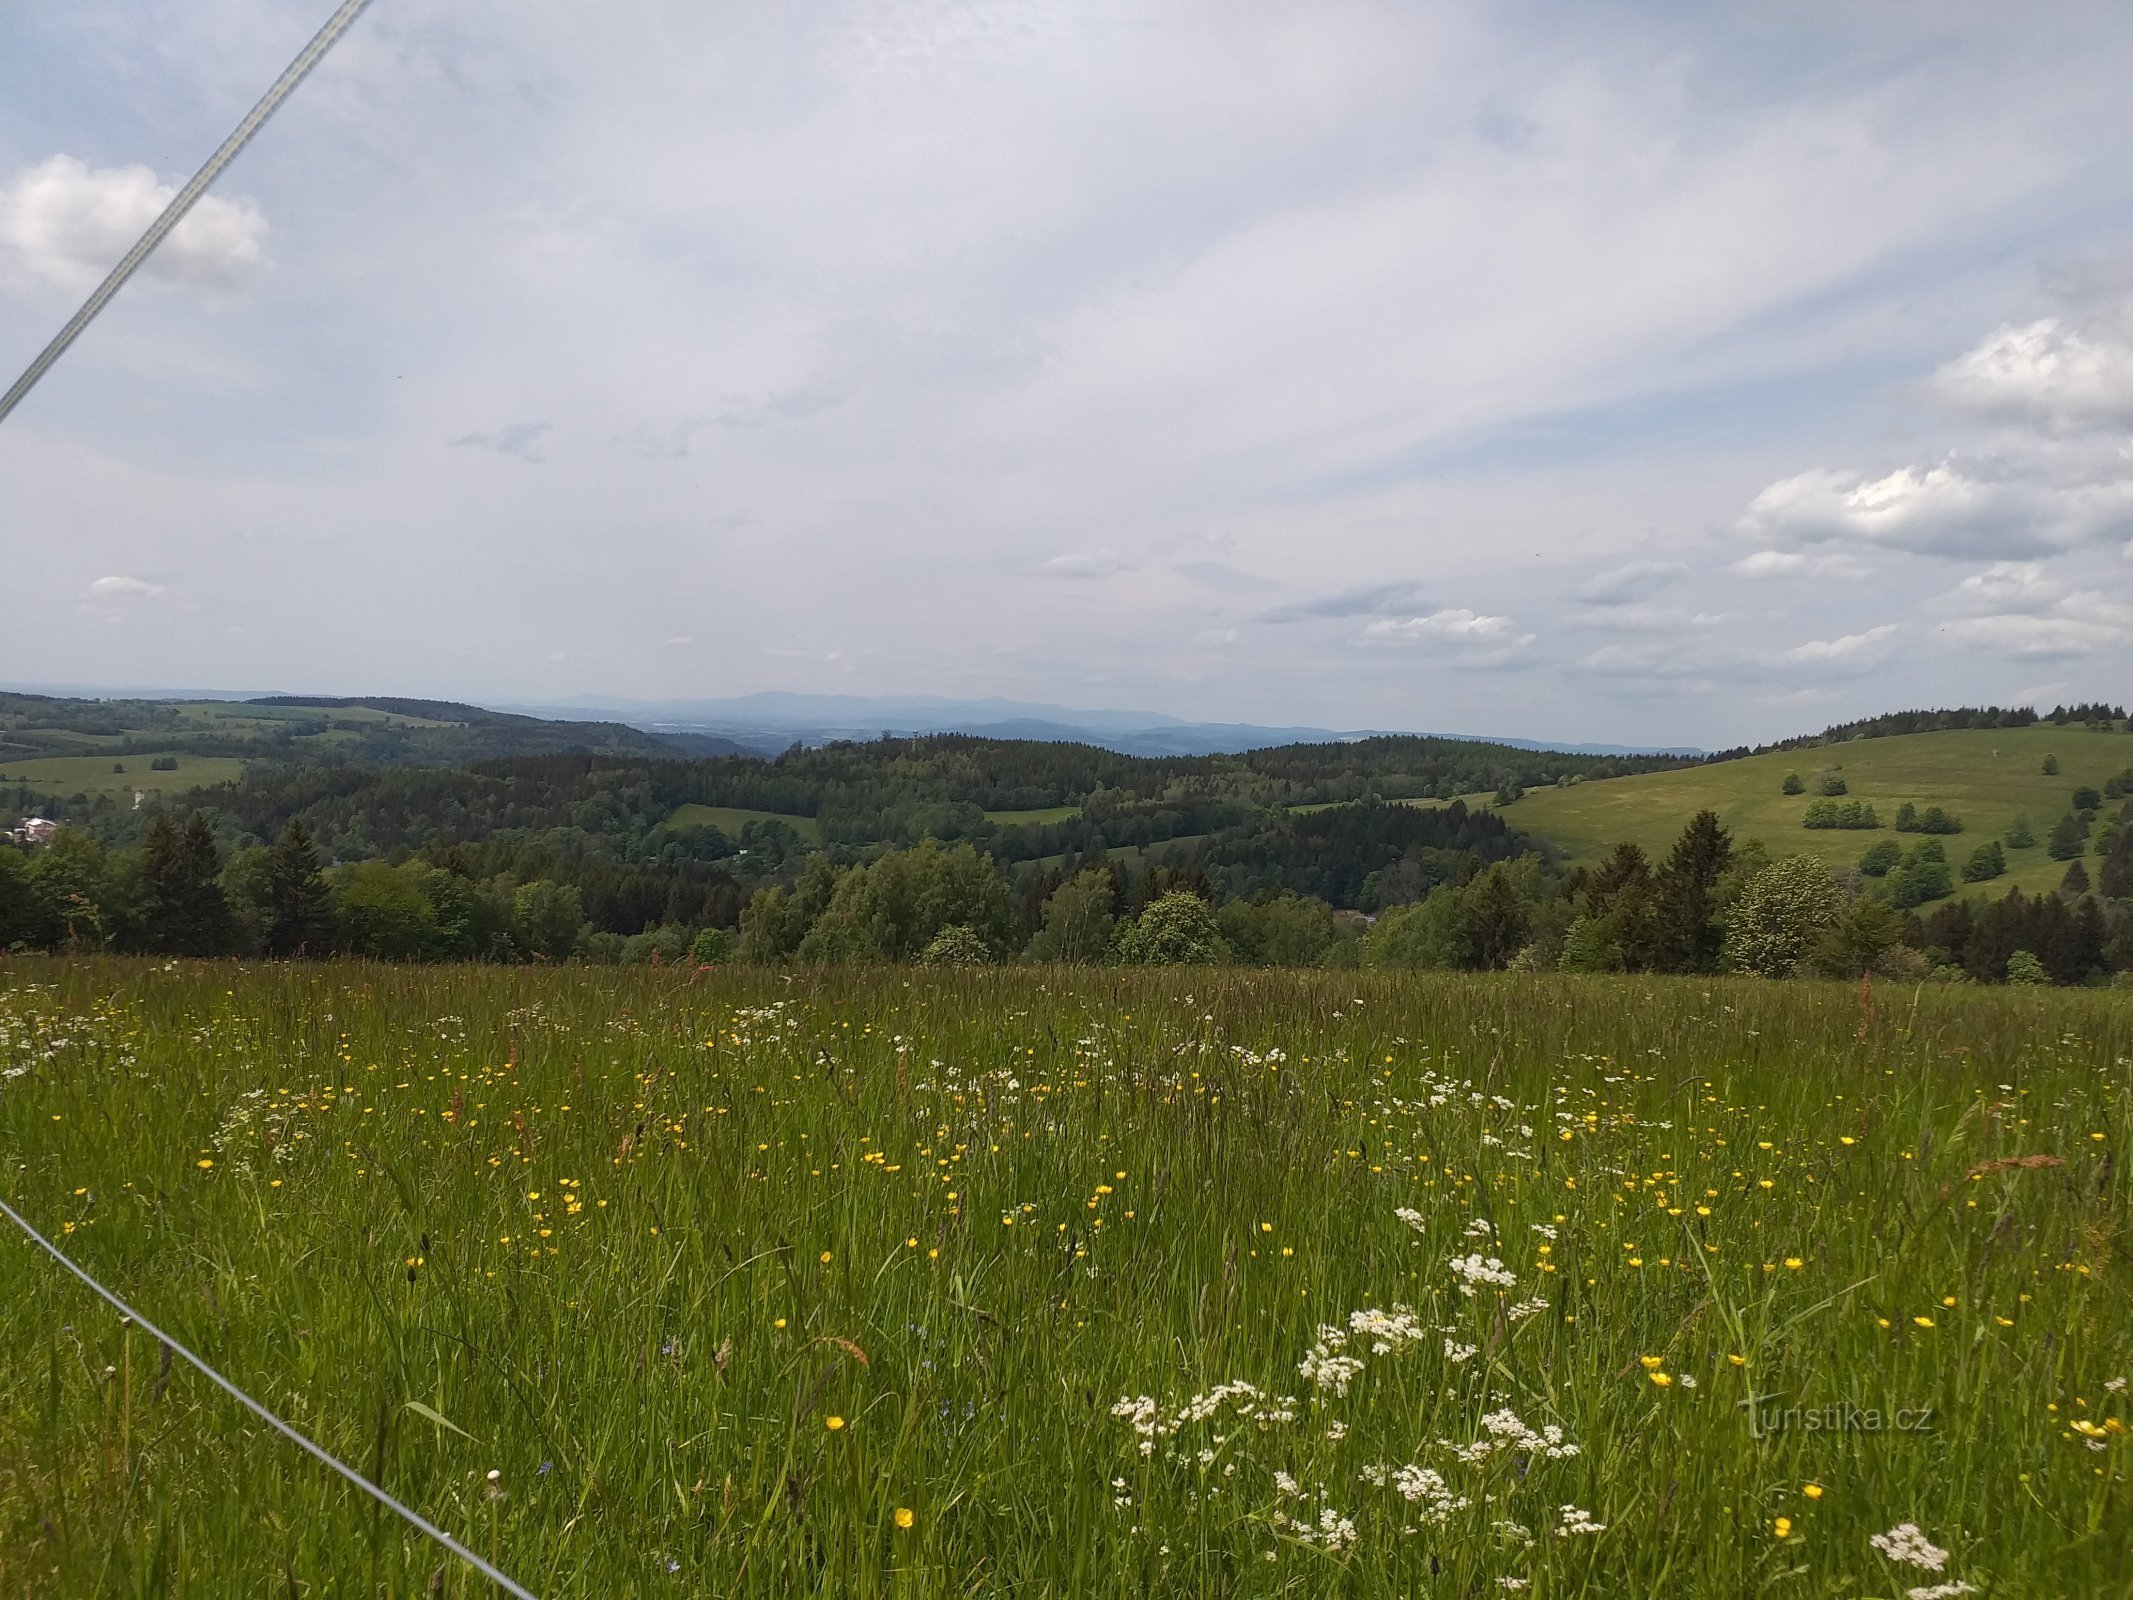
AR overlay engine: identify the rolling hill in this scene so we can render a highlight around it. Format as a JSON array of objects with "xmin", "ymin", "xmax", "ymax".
[{"xmin": 1498, "ymin": 721, "xmax": 2131, "ymax": 896}]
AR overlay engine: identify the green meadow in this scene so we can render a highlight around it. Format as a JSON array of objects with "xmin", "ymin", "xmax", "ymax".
[
  {"xmin": 3, "ymin": 960, "xmax": 2128, "ymax": 1596},
  {"xmin": 1502, "ymin": 723, "xmax": 2132, "ymax": 895},
  {"xmin": 0, "ymin": 753, "xmax": 249, "ymax": 800},
  {"xmin": 665, "ymin": 805, "xmax": 825, "ymax": 844}
]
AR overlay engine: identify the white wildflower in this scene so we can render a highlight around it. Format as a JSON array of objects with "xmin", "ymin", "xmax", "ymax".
[
  {"xmin": 1905, "ymin": 1585, "xmax": 1977, "ymax": 1600},
  {"xmin": 1444, "ymin": 1338, "xmax": 1479, "ymax": 1365},
  {"xmin": 1450, "ymin": 1253, "xmax": 1518, "ymax": 1295},
  {"xmin": 1556, "ymin": 1504, "xmax": 1606, "ymax": 1536},
  {"xmin": 1871, "ymin": 1524, "xmax": 1951, "ymax": 1572},
  {"xmin": 1395, "ymin": 1206, "xmax": 1427, "ymax": 1233}
]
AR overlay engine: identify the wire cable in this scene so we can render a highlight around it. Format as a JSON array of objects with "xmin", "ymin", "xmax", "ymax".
[
  {"xmin": 0, "ymin": 1193, "xmax": 542, "ymax": 1599},
  {"xmin": 0, "ymin": 0, "xmax": 378, "ymax": 430}
]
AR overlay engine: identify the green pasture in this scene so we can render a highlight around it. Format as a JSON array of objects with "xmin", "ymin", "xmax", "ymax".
[
  {"xmin": 666, "ymin": 803, "xmax": 824, "ymax": 843},
  {"xmin": 982, "ymin": 806, "xmax": 1082, "ymax": 827},
  {"xmin": 1503, "ymin": 724, "xmax": 2131, "ymax": 894},
  {"xmin": 2, "ymin": 961, "xmax": 2128, "ymax": 1596},
  {"xmin": 0, "ymin": 751, "xmax": 247, "ymax": 799}
]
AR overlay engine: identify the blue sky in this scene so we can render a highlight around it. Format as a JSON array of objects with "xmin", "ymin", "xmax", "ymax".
[{"xmin": 4, "ymin": 0, "xmax": 2131, "ymax": 747}]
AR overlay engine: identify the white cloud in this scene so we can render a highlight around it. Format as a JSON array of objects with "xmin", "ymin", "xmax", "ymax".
[
  {"xmin": 1578, "ymin": 559, "xmax": 1687, "ymax": 605},
  {"xmin": 86, "ymin": 575, "xmax": 160, "ymax": 597},
  {"xmin": 1363, "ymin": 607, "xmax": 1517, "ymax": 642},
  {"xmin": 0, "ymin": 154, "xmax": 267, "ymax": 290},
  {"xmin": 448, "ymin": 422, "xmax": 551, "ymax": 462},
  {"xmin": 1928, "ymin": 560, "xmax": 2133, "ymax": 659},
  {"xmin": 1041, "ymin": 549, "xmax": 1139, "ymax": 580},
  {"xmin": 1933, "ymin": 317, "xmax": 2133, "ymax": 434},
  {"xmin": 1729, "ymin": 548, "xmax": 1871, "ymax": 580},
  {"xmin": 1780, "ymin": 623, "xmax": 1900, "ymax": 663},
  {"xmin": 1941, "ymin": 612, "xmax": 2123, "ymax": 658},
  {"xmin": 1258, "ymin": 580, "xmax": 1433, "ymax": 623},
  {"xmin": 1735, "ymin": 460, "xmax": 2133, "ymax": 559}
]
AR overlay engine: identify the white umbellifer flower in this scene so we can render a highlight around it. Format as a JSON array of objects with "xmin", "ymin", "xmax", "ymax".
[
  {"xmin": 1465, "ymin": 1217, "xmax": 1496, "ymax": 1238},
  {"xmin": 1676, "ymin": 1373, "xmax": 1697, "ymax": 1389},
  {"xmin": 1350, "ymin": 1305, "xmax": 1427, "ymax": 1354},
  {"xmin": 1556, "ymin": 1504, "xmax": 1607, "ymax": 1536},
  {"xmin": 1395, "ymin": 1206, "xmax": 1427, "ymax": 1233},
  {"xmin": 1530, "ymin": 1224, "xmax": 1556, "ymax": 1240},
  {"xmin": 1904, "ymin": 1586, "xmax": 1977, "ymax": 1599},
  {"xmin": 1300, "ymin": 1344, "xmax": 1365, "ymax": 1395},
  {"xmin": 1870, "ymin": 1525, "xmax": 1951, "ymax": 1572},
  {"xmin": 1445, "ymin": 1338, "xmax": 1479, "ymax": 1365},
  {"xmin": 1324, "ymin": 1420, "xmax": 1349, "ymax": 1442},
  {"xmin": 1273, "ymin": 1471, "xmax": 1300, "ymax": 1497},
  {"xmin": 1315, "ymin": 1508, "xmax": 1358, "ymax": 1553},
  {"xmin": 1497, "ymin": 1580, "xmax": 1529, "ymax": 1592},
  {"xmin": 1506, "ymin": 1296, "xmax": 1550, "ymax": 1323},
  {"xmin": 2107, "ymin": 1377, "xmax": 2128, "ymax": 1394},
  {"xmin": 1475, "ymin": 1408, "xmax": 1580, "ymax": 1459},
  {"xmin": 1450, "ymin": 1253, "xmax": 1518, "ymax": 1295}
]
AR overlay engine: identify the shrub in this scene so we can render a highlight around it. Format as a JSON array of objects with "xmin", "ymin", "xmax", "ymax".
[
  {"xmin": 1113, "ymin": 891, "xmax": 1228, "ymax": 965},
  {"xmin": 1803, "ymin": 799, "xmax": 1881, "ymax": 829},
  {"xmin": 1961, "ymin": 841, "xmax": 2006, "ymax": 882},
  {"xmin": 2005, "ymin": 948, "xmax": 2049, "ymax": 985},
  {"xmin": 1858, "ymin": 840, "xmax": 1903, "ymax": 878},
  {"xmin": 2071, "ymin": 785, "xmax": 2102, "ymax": 811},
  {"xmin": 1818, "ymin": 774, "xmax": 1848, "ymax": 796},
  {"xmin": 1895, "ymin": 803, "xmax": 1962, "ymax": 834},
  {"xmin": 919, "ymin": 924, "xmax": 993, "ymax": 966},
  {"xmin": 2005, "ymin": 816, "xmax": 2036, "ymax": 849},
  {"xmin": 2041, "ymin": 754, "xmax": 2060, "ymax": 775},
  {"xmin": 1721, "ymin": 856, "xmax": 1841, "ymax": 978},
  {"xmin": 2047, "ymin": 812, "xmax": 2090, "ymax": 861},
  {"xmin": 1781, "ymin": 773, "xmax": 1805, "ymax": 795},
  {"xmin": 689, "ymin": 926, "xmax": 732, "ymax": 965}
]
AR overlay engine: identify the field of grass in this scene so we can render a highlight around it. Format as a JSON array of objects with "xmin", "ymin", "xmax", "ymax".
[
  {"xmin": 983, "ymin": 806, "xmax": 1082, "ymax": 827},
  {"xmin": 665, "ymin": 804, "xmax": 823, "ymax": 844},
  {"xmin": 0, "ymin": 752, "xmax": 249, "ymax": 799},
  {"xmin": 3, "ymin": 961, "xmax": 2129, "ymax": 1596},
  {"xmin": 1504, "ymin": 724, "xmax": 2133, "ymax": 896}
]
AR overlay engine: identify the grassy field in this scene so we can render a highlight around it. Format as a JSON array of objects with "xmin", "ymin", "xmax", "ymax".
[
  {"xmin": 983, "ymin": 806, "xmax": 1082, "ymax": 827},
  {"xmin": 1502, "ymin": 724, "xmax": 2132, "ymax": 896},
  {"xmin": 0, "ymin": 752, "xmax": 249, "ymax": 799},
  {"xmin": 666, "ymin": 804, "xmax": 824, "ymax": 844},
  {"xmin": 2, "ymin": 961, "xmax": 2128, "ymax": 1596}
]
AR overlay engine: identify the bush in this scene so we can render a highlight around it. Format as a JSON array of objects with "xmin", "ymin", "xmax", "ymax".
[
  {"xmin": 1961, "ymin": 841, "xmax": 2006, "ymax": 882},
  {"xmin": 1803, "ymin": 799, "xmax": 1880, "ymax": 829},
  {"xmin": 1895, "ymin": 802, "xmax": 1962, "ymax": 834},
  {"xmin": 2041, "ymin": 754, "xmax": 2060, "ymax": 775},
  {"xmin": 1721, "ymin": 856, "xmax": 1841, "ymax": 978},
  {"xmin": 1818, "ymin": 774, "xmax": 1848, "ymax": 796},
  {"xmin": 2072, "ymin": 785, "xmax": 2102, "ymax": 812},
  {"xmin": 919, "ymin": 924, "xmax": 993, "ymax": 966},
  {"xmin": 2005, "ymin": 948, "xmax": 2049, "ymax": 985},
  {"xmin": 149, "ymin": 755, "xmax": 178, "ymax": 772},
  {"xmin": 689, "ymin": 926, "xmax": 732, "ymax": 965},
  {"xmin": 1781, "ymin": 773, "xmax": 1805, "ymax": 795},
  {"xmin": 1113, "ymin": 891, "xmax": 1228, "ymax": 965},
  {"xmin": 1858, "ymin": 840, "xmax": 1903, "ymax": 878},
  {"xmin": 2004, "ymin": 816, "xmax": 2036, "ymax": 849}
]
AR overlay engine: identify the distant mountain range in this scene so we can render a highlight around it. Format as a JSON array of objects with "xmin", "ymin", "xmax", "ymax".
[{"xmin": 499, "ymin": 692, "xmax": 1704, "ymax": 760}]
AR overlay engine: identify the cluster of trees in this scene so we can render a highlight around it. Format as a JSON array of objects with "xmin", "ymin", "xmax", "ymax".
[{"xmin": 1804, "ymin": 799, "xmax": 1880, "ymax": 829}]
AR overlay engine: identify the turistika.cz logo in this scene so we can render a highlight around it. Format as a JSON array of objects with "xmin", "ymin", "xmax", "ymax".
[{"xmin": 1741, "ymin": 1396, "xmax": 1936, "ymax": 1438}]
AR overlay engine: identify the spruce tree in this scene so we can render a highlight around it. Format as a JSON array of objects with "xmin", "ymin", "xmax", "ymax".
[
  {"xmin": 265, "ymin": 819, "xmax": 331, "ymax": 955},
  {"xmin": 1654, "ymin": 809, "xmax": 1733, "ymax": 973},
  {"xmin": 144, "ymin": 812, "xmax": 233, "ymax": 955}
]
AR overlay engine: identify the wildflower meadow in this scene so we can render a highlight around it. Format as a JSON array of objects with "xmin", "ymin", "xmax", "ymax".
[{"xmin": 2, "ymin": 959, "xmax": 2128, "ymax": 1596}]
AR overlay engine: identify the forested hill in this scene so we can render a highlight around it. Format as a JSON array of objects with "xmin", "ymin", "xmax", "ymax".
[
  {"xmin": 150, "ymin": 732, "xmax": 1677, "ymax": 856},
  {"xmin": 0, "ymin": 690, "xmax": 737, "ymax": 768}
]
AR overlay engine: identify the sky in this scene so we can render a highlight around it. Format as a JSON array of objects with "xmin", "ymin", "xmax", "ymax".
[{"xmin": 3, "ymin": 0, "xmax": 2131, "ymax": 749}]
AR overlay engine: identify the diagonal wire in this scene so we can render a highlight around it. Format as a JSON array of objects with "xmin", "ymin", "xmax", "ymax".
[
  {"xmin": 0, "ymin": 1193, "xmax": 541, "ymax": 1599},
  {"xmin": 0, "ymin": 0, "xmax": 378, "ymax": 430}
]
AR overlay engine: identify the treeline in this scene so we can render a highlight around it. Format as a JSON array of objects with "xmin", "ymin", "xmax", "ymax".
[
  {"xmin": 1700, "ymin": 702, "xmax": 2129, "ymax": 764},
  {"xmin": 7, "ymin": 797, "xmax": 2130, "ymax": 986}
]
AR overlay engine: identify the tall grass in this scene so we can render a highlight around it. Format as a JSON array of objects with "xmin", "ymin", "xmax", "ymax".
[{"xmin": 3, "ymin": 959, "xmax": 2129, "ymax": 1596}]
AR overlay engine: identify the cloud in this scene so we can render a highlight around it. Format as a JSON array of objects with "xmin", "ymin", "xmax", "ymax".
[
  {"xmin": 1363, "ymin": 607, "xmax": 1518, "ymax": 642},
  {"xmin": 449, "ymin": 422, "xmax": 552, "ymax": 463},
  {"xmin": 1780, "ymin": 623, "xmax": 1901, "ymax": 664},
  {"xmin": 1728, "ymin": 549, "xmax": 1871, "ymax": 580},
  {"xmin": 1578, "ymin": 559, "xmax": 1687, "ymax": 606},
  {"xmin": 620, "ymin": 390, "xmax": 844, "ymax": 458},
  {"xmin": 1171, "ymin": 559, "xmax": 1279, "ymax": 594},
  {"xmin": 1257, "ymin": 580, "xmax": 1432, "ymax": 623},
  {"xmin": 1735, "ymin": 461, "xmax": 2133, "ymax": 559},
  {"xmin": 1573, "ymin": 604, "xmax": 1727, "ymax": 634},
  {"xmin": 1928, "ymin": 560, "xmax": 2133, "ymax": 659},
  {"xmin": 1941, "ymin": 613, "xmax": 2124, "ymax": 658},
  {"xmin": 1041, "ymin": 549, "xmax": 1139, "ymax": 580},
  {"xmin": 1933, "ymin": 317, "xmax": 2133, "ymax": 434},
  {"xmin": 0, "ymin": 154, "xmax": 266, "ymax": 290},
  {"xmin": 86, "ymin": 575, "xmax": 161, "ymax": 597}
]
